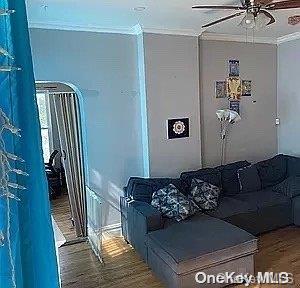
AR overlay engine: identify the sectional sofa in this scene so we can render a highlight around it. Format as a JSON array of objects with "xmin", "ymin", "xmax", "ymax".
[{"xmin": 120, "ymin": 154, "xmax": 300, "ymax": 287}]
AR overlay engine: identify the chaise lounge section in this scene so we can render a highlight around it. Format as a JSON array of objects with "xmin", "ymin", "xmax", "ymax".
[{"xmin": 120, "ymin": 154, "xmax": 300, "ymax": 287}]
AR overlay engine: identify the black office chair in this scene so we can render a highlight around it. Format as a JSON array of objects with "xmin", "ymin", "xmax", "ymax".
[{"xmin": 45, "ymin": 150, "xmax": 63, "ymax": 199}]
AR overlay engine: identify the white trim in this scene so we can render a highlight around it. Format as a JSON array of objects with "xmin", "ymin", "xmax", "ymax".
[
  {"xmin": 29, "ymin": 21, "xmax": 300, "ymax": 43},
  {"xmin": 132, "ymin": 24, "xmax": 143, "ymax": 35},
  {"xmin": 200, "ymin": 32, "xmax": 277, "ymax": 44},
  {"xmin": 142, "ymin": 27, "xmax": 202, "ymax": 37},
  {"xmin": 29, "ymin": 21, "xmax": 202, "ymax": 37},
  {"xmin": 102, "ymin": 223, "xmax": 122, "ymax": 238},
  {"xmin": 277, "ymin": 32, "xmax": 300, "ymax": 44},
  {"xmin": 29, "ymin": 21, "xmax": 138, "ymax": 35}
]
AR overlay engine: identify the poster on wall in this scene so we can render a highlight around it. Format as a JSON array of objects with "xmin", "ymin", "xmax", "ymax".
[
  {"xmin": 229, "ymin": 100, "xmax": 240, "ymax": 114},
  {"xmin": 167, "ymin": 118, "xmax": 190, "ymax": 139},
  {"xmin": 226, "ymin": 77, "xmax": 242, "ymax": 100},
  {"xmin": 242, "ymin": 80, "xmax": 252, "ymax": 96},
  {"xmin": 229, "ymin": 60, "xmax": 240, "ymax": 77},
  {"xmin": 215, "ymin": 81, "xmax": 227, "ymax": 98}
]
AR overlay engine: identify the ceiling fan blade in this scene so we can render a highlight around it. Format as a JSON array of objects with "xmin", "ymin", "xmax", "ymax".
[
  {"xmin": 260, "ymin": 10, "xmax": 276, "ymax": 25},
  {"xmin": 193, "ymin": 5, "xmax": 245, "ymax": 10},
  {"xmin": 266, "ymin": 0, "xmax": 300, "ymax": 10},
  {"xmin": 202, "ymin": 12, "xmax": 245, "ymax": 28},
  {"xmin": 254, "ymin": 0, "xmax": 273, "ymax": 4}
]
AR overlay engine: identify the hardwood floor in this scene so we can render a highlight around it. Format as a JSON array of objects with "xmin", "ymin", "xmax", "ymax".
[
  {"xmin": 59, "ymin": 226, "xmax": 300, "ymax": 288},
  {"xmin": 51, "ymin": 193, "xmax": 77, "ymax": 242}
]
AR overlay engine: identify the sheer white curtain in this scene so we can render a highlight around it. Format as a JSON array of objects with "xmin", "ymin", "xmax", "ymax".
[{"xmin": 50, "ymin": 93, "xmax": 87, "ymax": 237}]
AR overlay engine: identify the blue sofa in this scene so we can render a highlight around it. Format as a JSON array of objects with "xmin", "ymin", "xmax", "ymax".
[{"xmin": 120, "ymin": 154, "xmax": 300, "ymax": 287}]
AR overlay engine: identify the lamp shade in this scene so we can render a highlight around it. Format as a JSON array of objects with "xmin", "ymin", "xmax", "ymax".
[
  {"xmin": 229, "ymin": 110, "xmax": 241, "ymax": 123},
  {"xmin": 240, "ymin": 12, "xmax": 255, "ymax": 29},
  {"xmin": 216, "ymin": 109, "xmax": 226, "ymax": 121}
]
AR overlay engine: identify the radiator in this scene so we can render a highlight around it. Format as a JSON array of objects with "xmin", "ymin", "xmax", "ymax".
[{"xmin": 86, "ymin": 186, "xmax": 103, "ymax": 262}]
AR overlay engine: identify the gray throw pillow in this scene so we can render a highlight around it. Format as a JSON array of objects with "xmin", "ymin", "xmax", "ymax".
[
  {"xmin": 151, "ymin": 184, "xmax": 199, "ymax": 222},
  {"xmin": 238, "ymin": 165, "xmax": 262, "ymax": 193},
  {"xmin": 189, "ymin": 178, "xmax": 220, "ymax": 210},
  {"xmin": 287, "ymin": 156, "xmax": 300, "ymax": 177}
]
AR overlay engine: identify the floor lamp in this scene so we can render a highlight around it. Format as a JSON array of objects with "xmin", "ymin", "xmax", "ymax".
[{"xmin": 216, "ymin": 109, "xmax": 241, "ymax": 165}]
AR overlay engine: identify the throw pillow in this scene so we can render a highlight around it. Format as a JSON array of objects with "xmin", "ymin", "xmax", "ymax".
[
  {"xmin": 255, "ymin": 154, "xmax": 287, "ymax": 188},
  {"xmin": 238, "ymin": 165, "xmax": 262, "ymax": 193},
  {"xmin": 180, "ymin": 168, "xmax": 221, "ymax": 188},
  {"xmin": 217, "ymin": 161, "xmax": 251, "ymax": 196},
  {"xmin": 151, "ymin": 184, "xmax": 199, "ymax": 222},
  {"xmin": 189, "ymin": 178, "xmax": 220, "ymax": 210},
  {"xmin": 287, "ymin": 156, "xmax": 300, "ymax": 177}
]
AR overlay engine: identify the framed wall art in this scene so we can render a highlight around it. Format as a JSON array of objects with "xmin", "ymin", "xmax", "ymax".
[
  {"xmin": 226, "ymin": 77, "xmax": 242, "ymax": 101},
  {"xmin": 229, "ymin": 60, "xmax": 240, "ymax": 77},
  {"xmin": 167, "ymin": 118, "xmax": 190, "ymax": 139},
  {"xmin": 215, "ymin": 81, "xmax": 227, "ymax": 98}
]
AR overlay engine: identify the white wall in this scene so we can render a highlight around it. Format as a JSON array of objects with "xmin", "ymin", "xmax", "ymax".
[
  {"xmin": 30, "ymin": 28, "xmax": 145, "ymax": 228},
  {"xmin": 200, "ymin": 40, "xmax": 278, "ymax": 167},
  {"xmin": 143, "ymin": 33, "xmax": 202, "ymax": 177},
  {"xmin": 277, "ymin": 39, "xmax": 300, "ymax": 156}
]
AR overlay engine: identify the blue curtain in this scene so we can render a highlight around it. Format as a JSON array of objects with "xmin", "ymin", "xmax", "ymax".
[{"xmin": 0, "ymin": 0, "xmax": 60, "ymax": 287}]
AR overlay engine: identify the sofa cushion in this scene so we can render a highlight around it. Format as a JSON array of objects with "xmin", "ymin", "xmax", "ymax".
[
  {"xmin": 286, "ymin": 156, "xmax": 300, "ymax": 177},
  {"xmin": 255, "ymin": 154, "xmax": 287, "ymax": 189},
  {"xmin": 126, "ymin": 177, "xmax": 185, "ymax": 203},
  {"xmin": 180, "ymin": 168, "xmax": 221, "ymax": 188},
  {"xmin": 238, "ymin": 165, "xmax": 262, "ymax": 193},
  {"xmin": 272, "ymin": 176, "xmax": 300, "ymax": 198},
  {"xmin": 151, "ymin": 184, "xmax": 199, "ymax": 222},
  {"xmin": 189, "ymin": 178, "xmax": 220, "ymax": 210},
  {"xmin": 217, "ymin": 160, "xmax": 251, "ymax": 196},
  {"xmin": 147, "ymin": 215, "xmax": 257, "ymax": 275},
  {"xmin": 206, "ymin": 196, "xmax": 257, "ymax": 219},
  {"xmin": 233, "ymin": 189, "xmax": 291, "ymax": 209}
]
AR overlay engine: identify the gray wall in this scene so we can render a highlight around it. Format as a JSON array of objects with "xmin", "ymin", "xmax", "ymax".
[
  {"xmin": 200, "ymin": 40, "xmax": 278, "ymax": 167},
  {"xmin": 30, "ymin": 28, "xmax": 144, "ymax": 228},
  {"xmin": 143, "ymin": 33, "xmax": 202, "ymax": 177},
  {"xmin": 277, "ymin": 39, "xmax": 300, "ymax": 156}
]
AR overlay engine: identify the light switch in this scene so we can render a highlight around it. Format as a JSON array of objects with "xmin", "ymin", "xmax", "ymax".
[{"xmin": 275, "ymin": 118, "xmax": 280, "ymax": 125}]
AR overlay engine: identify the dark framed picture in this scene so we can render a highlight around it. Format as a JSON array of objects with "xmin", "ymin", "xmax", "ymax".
[
  {"xmin": 242, "ymin": 80, "xmax": 252, "ymax": 96},
  {"xmin": 215, "ymin": 81, "xmax": 227, "ymax": 98},
  {"xmin": 229, "ymin": 100, "xmax": 240, "ymax": 115},
  {"xmin": 167, "ymin": 118, "xmax": 190, "ymax": 139},
  {"xmin": 229, "ymin": 60, "xmax": 240, "ymax": 77}
]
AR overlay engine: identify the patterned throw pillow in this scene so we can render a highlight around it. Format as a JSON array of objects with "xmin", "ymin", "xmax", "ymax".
[
  {"xmin": 189, "ymin": 178, "xmax": 220, "ymax": 210},
  {"xmin": 151, "ymin": 183, "xmax": 199, "ymax": 222}
]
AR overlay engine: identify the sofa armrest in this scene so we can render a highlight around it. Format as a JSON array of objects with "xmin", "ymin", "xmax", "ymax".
[
  {"xmin": 272, "ymin": 176, "xmax": 300, "ymax": 198},
  {"xmin": 130, "ymin": 201, "xmax": 163, "ymax": 232},
  {"xmin": 120, "ymin": 198, "xmax": 163, "ymax": 262}
]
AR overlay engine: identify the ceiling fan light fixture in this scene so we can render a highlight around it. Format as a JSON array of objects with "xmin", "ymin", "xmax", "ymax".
[{"xmin": 240, "ymin": 12, "xmax": 256, "ymax": 29}]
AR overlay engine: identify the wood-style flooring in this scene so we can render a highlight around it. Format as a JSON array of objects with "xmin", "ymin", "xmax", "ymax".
[
  {"xmin": 59, "ymin": 226, "xmax": 300, "ymax": 288},
  {"xmin": 51, "ymin": 193, "xmax": 77, "ymax": 242}
]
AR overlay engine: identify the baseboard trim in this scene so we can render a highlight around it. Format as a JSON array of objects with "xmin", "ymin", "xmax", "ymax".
[{"xmin": 102, "ymin": 223, "xmax": 122, "ymax": 239}]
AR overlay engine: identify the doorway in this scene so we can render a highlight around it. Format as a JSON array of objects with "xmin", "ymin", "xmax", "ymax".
[{"xmin": 36, "ymin": 82, "xmax": 87, "ymax": 245}]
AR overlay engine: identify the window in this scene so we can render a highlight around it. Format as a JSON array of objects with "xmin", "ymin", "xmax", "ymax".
[{"xmin": 36, "ymin": 92, "xmax": 51, "ymax": 162}]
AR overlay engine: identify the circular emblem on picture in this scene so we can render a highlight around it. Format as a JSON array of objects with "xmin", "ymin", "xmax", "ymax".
[{"xmin": 173, "ymin": 121, "xmax": 185, "ymax": 135}]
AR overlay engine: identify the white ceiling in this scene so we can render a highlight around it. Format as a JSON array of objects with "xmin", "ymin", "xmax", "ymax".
[{"xmin": 26, "ymin": 0, "xmax": 300, "ymax": 40}]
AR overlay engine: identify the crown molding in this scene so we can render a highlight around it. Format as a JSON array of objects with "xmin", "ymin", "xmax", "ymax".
[
  {"xmin": 277, "ymin": 32, "xmax": 300, "ymax": 44},
  {"xmin": 142, "ymin": 27, "xmax": 202, "ymax": 37},
  {"xmin": 200, "ymin": 32, "xmax": 277, "ymax": 44},
  {"xmin": 29, "ymin": 21, "xmax": 300, "ymax": 43},
  {"xmin": 29, "ymin": 21, "xmax": 138, "ymax": 35},
  {"xmin": 29, "ymin": 21, "xmax": 202, "ymax": 37}
]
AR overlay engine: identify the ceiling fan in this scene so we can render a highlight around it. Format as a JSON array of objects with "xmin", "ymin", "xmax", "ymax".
[{"xmin": 193, "ymin": 0, "xmax": 300, "ymax": 29}]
